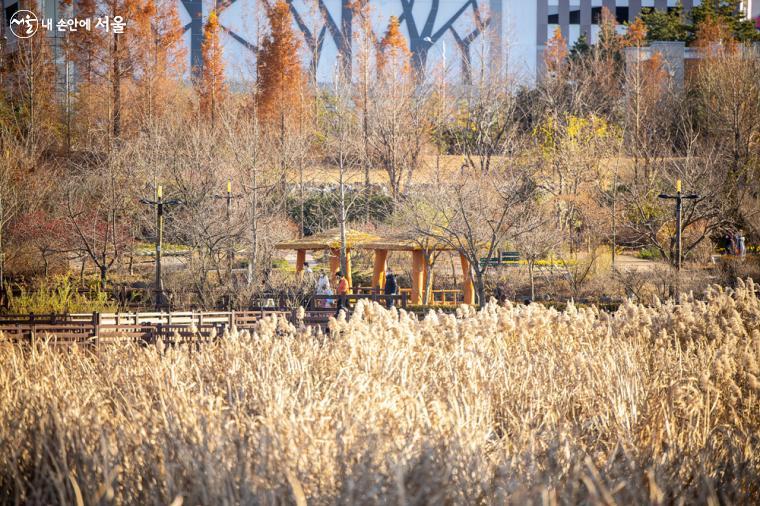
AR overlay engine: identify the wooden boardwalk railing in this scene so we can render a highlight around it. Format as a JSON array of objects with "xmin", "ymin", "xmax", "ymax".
[
  {"xmin": 0, "ymin": 295, "xmax": 408, "ymax": 346},
  {"xmin": 0, "ymin": 309, "xmax": 290, "ymax": 347},
  {"xmin": 355, "ymin": 286, "xmax": 461, "ymax": 305}
]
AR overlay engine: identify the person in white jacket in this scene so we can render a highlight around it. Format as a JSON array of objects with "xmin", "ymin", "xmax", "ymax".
[{"xmin": 315, "ymin": 270, "xmax": 331, "ymax": 308}]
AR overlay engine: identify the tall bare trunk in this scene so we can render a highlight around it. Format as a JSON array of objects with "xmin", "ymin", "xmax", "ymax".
[
  {"xmin": 112, "ymin": 33, "xmax": 121, "ymax": 139},
  {"xmin": 339, "ymin": 166, "xmax": 348, "ymax": 276}
]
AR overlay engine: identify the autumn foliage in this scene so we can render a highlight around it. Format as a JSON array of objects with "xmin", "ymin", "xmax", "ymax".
[
  {"xmin": 544, "ymin": 27, "xmax": 568, "ymax": 74},
  {"xmin": 197, "ymin": 10, "xmax": 227, "ymax": 124},
  {"xmin": 377, "ymin": 16, "xmax": 411, "ymax": 76},
  {"xmin": 256, "ymin": 0, "xmax": 307, "ymax": 126},
  {"xmin": 626, "ymin": 17, "xmax": 648, "ymax": 47},
  {"xmin": 65, "ymin": 0, "xmax": 186, "ymax": 140}
]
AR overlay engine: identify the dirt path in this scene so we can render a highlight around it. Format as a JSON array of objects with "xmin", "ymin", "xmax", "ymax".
[{"xmin": 614, "ymin": 254, "xmax": 659, "ymax": 272}]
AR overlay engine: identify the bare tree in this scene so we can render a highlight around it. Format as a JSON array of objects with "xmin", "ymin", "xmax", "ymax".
[
  {"xmin": 64, "ymin": 151, "xmax": 136, "ymax": 289},
  {"xmin": 319, "ymin": 67, "xmax": 363, "ymax": 278},
  {"xmin": 405, "ymin": 57, "xmax": 538, "ymax": 304},
  {"xmin": 412, "ymin": 166, "xmax": 536, "ymax": 304},
  {"xmin": 692, "ymin": 44, "xmax": 760, "ymax": 181},
  {"xmin": 368, "ymin": 57, "xmax": 430, "ymax": 201},
  {"xmin": 519, "ymin": 206, "xmax": 561, "ymax": 301},
  {"xmin": 622, "ymin": 120, "xmax": 739, "ymax": 264},
  {"xmin": 0, "ymin": 145, "xmax": 21, "ymax": 292},
  {"xmin": 222, "ymin": 107, "xmax": 283, "ymax": 292}
]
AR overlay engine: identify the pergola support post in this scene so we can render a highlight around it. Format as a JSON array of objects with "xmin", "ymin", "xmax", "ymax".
[
  {"xmin": 372, "ymin": 249, "xmax": 388, "ymax": 293},
  {"xmin": 460, "ymin": 254, "xmax": 475, "ymax": 305},
  {"xmin": 329, "ymin": 248, "xmax": 340, "ymax": 278},
  {"xmin": 296, "ymin": 250, "xmax": 306, "ymax": 276},
  {"xmin": 412, "ymin": 250, "xmax": 425, "ymax": 305},
  {"xmin": 346, "ymin": 250, "xmax": 352, "ymax": 293}
]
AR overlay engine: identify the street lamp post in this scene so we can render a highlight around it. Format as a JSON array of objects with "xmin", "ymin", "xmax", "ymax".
[
  {"xmin": 141, "ymin": 185, "xmax": 181, "ymax": 310},
  {"xmin": 658, "ymin": 179, "xmax": 700, "ymax": 271},
  {"xmin": 213, "ymin": 180, "xmax": 242, "ymax": 291}
]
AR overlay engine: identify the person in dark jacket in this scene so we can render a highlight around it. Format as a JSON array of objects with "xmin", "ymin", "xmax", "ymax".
[{"xmin": 384, "ymin": 270, "xmax": 398, "ymax": 308}]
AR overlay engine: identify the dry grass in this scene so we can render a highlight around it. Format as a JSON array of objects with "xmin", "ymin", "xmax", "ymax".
[{"xmin": 1, "ymin": 281, "xmax": 759, "ymax": 504}]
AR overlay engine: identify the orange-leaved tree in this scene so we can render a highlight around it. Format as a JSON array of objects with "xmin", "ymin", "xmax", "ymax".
[
  {"xmin": 626, "ymin": 17, "xmax": 648, "ymax": 48},
  {"xmin": 544, "ymin": 27, "xmax": 568, "ymax": 75},
  {"xmin": 134, "ymin": 0, "xmax": 186, "ymax": 126},
  {"xmin": 256, "ymin": 0, "xmax": 307, "ymax": 130},
  {"xmin": 65, "ymin": 0, "xmax": 181, "ymax": 143},
  {"xmin": 376, "ymin": 16, "xmax": 411, "ymax": 77},
  {"xmin": 197, "ymin": 10, "xmax": 227, "ymax": 126}
]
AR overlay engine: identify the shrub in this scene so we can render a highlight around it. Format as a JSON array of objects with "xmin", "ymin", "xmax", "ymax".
[
  {"xmin": 638, "ymin": 245, "xmax": 662, "ymax": 260},
  {"xmin": 4, "ymin": 275, "xmax": 116, "ymax": 314}
]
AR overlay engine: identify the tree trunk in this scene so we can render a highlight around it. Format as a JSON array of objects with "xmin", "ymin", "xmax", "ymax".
[
  {"xmin": 339, "ymin": 170, "xmax": 348, "ymax": 277},
  {"xmin": 80, "ymin": 257, "xmax": 86, "ymax": 286},
  {"xmin": 363, "ymin": 69, "xmax": 370, "ymax": 223},
  {"xmin": 529, "ymin": 262, "xmax": 535, "ymax": 301},
  {"xmin": 112, "ymin": 33, "xmax": 121, "ymax": 139},
  {"xmin": 248, "ymin": 169, "xmax": 259, "ymax": 286},
  {"xmin": 100, "ymin": 264, "xmax": 107, "ymax": 291},
  {"xmin": 423, "ymin": 253, "xmax": 435, "ymax": 305},
  {"xmin": 474, "ymin": 269, "xmax": 486, "ymax": 307}
]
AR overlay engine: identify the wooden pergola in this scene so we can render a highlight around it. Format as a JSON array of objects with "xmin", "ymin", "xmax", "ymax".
[
  {"xmin": 275, "ymin": 230, "xmax": 475, "ymax": 305},
  {"xmin": 274, "ymin": 230, "xmax": 381, "ymax": 291}
]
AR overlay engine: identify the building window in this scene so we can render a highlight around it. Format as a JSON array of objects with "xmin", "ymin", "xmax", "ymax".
[
  {"xmin": 616, "ymin": 7, "xmax": 629, "ymax": 23},
  {"xmin": 548, "ymin": 6, "xmax": 559, "ymax": 25},
  {"xmin": 591, "ymin": 6, "xmax": 602, "ymax": 23},
  {"xmin": 570, "ymin": 6, "xmax": 581, "ymax": 24}
]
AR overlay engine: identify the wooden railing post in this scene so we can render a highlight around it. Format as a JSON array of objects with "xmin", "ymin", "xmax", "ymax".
[{"xmin": 94, "ymin": 312, "xmax": 101, "ymax": 345}]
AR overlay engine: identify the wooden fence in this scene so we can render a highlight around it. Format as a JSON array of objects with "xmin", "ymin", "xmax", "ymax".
[
  {"xmin": 0, "ymin": 294, "xmax": 409, "ymax": 346},
  {"xmin": 0, "ymin": 310, "xmax": 289, "ymax": 347}
]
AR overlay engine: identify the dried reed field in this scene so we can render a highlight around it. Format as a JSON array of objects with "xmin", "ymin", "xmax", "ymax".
[{"xmin": 1, "ymin": 281, "xmax": 759, "ymax": 505}]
